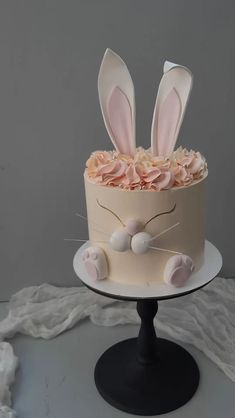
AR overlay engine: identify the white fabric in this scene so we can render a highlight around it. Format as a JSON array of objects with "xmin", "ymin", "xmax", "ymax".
[
  {"xmin": 0, "ymin": 344, "xmax": 17, "ymax": 417},
  {"xmin": 0, "ymin": 277, "xmax": 234, "ymax": 417}
]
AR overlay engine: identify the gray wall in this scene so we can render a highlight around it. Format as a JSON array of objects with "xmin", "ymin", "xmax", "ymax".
[{"xmin": 0, "ymin": 0, "xmax": 234, "ymax": 299}]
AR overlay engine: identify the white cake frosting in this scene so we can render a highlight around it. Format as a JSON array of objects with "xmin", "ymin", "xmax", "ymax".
[
  {"xmin": 84, "ymin": 172, "xmax": 207, "ymax": 285},
  {"xmin": 81, "ymin": 48, "xmax": 207, "ymax": 287}
]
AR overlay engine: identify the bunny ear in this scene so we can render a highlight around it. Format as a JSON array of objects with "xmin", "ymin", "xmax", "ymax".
[
  {"xmin": 98, "ymin": 49, "xmax": 136, "ymax": 156},
  {"xmin": 151, "ymin": 61, "xmax": 193, "ymax": 156}
]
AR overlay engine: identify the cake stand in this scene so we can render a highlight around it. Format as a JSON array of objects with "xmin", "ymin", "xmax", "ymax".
[{"xmin": 73, "ymin": 240, "xmax": 222, "ymax": 416}]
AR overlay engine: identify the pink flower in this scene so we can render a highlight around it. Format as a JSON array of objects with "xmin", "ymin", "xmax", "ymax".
[
  {"xmin": 143, "ymin": 167, "xmax": 175, "ymax": 190},
  {"xmin": 143, "ymin": 167, "xmax": 162, "ymax": 183},
  {"xmin": 97, "ymin": 159, "xmax": 127, "ymax": 186},
  {"xmin": 173, "ymin": 165, "xmax": 192, "ymax": 186},
  {"xmin": 123, "ymin": 164, "xmax": 141, "ymax": 187},
  {"xmin": 181, "ymin": 152, "xmax": 205, "ymax": 175},
  {"xmin": 156, "ymin": 170, "xmax": 175, "ymax": 190},
  {"xmin": 86, "ymin": 151, "xmax": 113, "ymax": 178},
  {"xmin": 85, "ymin": 146, "xmax": 207, "ymax": 190}
]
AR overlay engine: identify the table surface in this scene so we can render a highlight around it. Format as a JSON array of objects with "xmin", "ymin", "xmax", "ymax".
[{"xmin": 1, "ymin": 300, "xmax": 234, "ymax": 418}]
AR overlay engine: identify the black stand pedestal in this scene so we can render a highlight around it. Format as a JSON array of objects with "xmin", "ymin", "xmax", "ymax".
[
  {"xmin": 74, "ymin": 242, "xmax": 222, "ymax": 415},
  {"xmin": 95, "ymin": 299, "xmax": 199, "ymax": 416}
]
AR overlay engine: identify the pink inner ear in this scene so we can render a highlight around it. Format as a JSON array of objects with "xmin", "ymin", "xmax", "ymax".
[
  {"xmin": 107, "ymin": 86, "xmax": 134, "ymax": 156},
  {"xmin": 157, "ymin": 88, "xmax": 182, "ymax": 156}
]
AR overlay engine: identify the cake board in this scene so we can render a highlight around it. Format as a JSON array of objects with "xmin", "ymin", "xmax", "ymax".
[{"xmin": 73, "ymin": 240, "xmax": 222, "ymax": 415}]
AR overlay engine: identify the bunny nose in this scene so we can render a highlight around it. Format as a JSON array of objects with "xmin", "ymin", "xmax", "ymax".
[
  {"xmin": 131, "ymin": 232, "xmax": 152, "ymax": 254},
  {"xmin": 126, "ymin": 219, "xmax": 143, "ymax": 236}
]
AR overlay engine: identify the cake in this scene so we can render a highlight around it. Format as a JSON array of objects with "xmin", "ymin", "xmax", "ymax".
[{"xmin": 82, "ymin": 49, "xmax": 207, "ymax": 288}]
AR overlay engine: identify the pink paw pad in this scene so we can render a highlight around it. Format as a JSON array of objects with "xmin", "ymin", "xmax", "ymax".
[
  {"xmin": 164, "ymin": 254, "xmax": 194, "ymax": 287},
  {"xmin": 82, "ymin": 246, "xmax": 108, "ymax": 280}
]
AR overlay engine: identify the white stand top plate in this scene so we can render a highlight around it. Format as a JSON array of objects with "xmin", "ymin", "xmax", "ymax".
[{"xmin": 73, "ymin": 240, "xmax": 222, "ymax": 300}]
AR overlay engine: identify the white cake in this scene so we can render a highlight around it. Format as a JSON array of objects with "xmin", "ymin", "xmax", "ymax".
[{"xmin": 81, "ymin": 49, "xmax": 207, "ymax": 288}]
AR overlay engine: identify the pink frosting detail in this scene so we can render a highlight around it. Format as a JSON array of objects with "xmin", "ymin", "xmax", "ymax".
[
  {"xmin": 173, "ymin": 165, "xmax": 192, "ymax": 186},
  {"xmin": 84, "ymin": 261, "xmax": 98, "ymax": 280},
  {"xmin": 96, "ymin": 159, "xmax": 127, "ymax": 187},
  {"xmin": 86, "ymin": 146, "xmax": 207, "ymax": 191},
  {"xmin": 143, "ymin": 167, "xmax": 161, "ymax": 183},
  {"xmin": 98, "ymin": 160, "xmax": 126, "ymax": 177},
  {"xmin": 164, "ymin": 254, "xmax": 195, "ymax": 287},
  {"xmin": 82, "ymin": 250, "xmax": 89, "ymax": 261},
  {"xmin": 168, "ymin": 267, "xmax": 190, "ymax": 287},
  {"xmin": 153, "ymin": 169, "xmax": 175, "ymax": 190},
  {"xmin": 123, "ymin": 164, "xmax": 140, "ymax": 186},
  {"xmin": 107, "ymin": 86, "xmax": 135, "ymax": 157},
  {"xmin": 143, "ymin": 167, "xmax": 175, "ymax": 191},
  {"xmin": 126, "ymin": 219, "xmax": 143, "ymax": 236},
  {"xmin": 157, "ymin": 88, "xmax": 182, "ymax": 157},
  {"xmin": 181, "ymin": 154, "xmax": 204, "ymax": 174}
]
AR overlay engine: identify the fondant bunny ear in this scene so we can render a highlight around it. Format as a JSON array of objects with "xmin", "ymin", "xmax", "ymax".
[
  {"xmin": 98, "ymin": 49, "xmax": 136, "ymax": 156},
  {"xmin": 151, "ymin": 61, "xmax": 193, "ymax": 156}
]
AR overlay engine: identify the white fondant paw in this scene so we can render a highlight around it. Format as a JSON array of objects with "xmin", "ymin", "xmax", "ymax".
[
  {"xmin": 82, "ymin": 246, "xmax": 108, "ymax": 280},
  {"xmin": 164, "ymin": 254, "xmax": 194, "ymax": 287}
]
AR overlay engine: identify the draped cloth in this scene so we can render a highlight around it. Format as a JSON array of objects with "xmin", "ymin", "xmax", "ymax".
[{"xmin": 0, "ymin": 277, "xmax": 234, "ymax": 417}]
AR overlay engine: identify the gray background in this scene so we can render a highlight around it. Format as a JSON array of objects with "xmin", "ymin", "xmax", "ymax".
[{"xmin": 0, "ymin": 0, "xmax": 234, "ymax": 299}]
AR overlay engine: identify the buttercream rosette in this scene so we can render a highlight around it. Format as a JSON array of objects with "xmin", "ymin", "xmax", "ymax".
[{"xmin": 86, "ymin": 147, "xmax": 207, "ymax": 191}]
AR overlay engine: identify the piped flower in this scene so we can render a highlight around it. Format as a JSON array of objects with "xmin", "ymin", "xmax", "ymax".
[{"xmin": 86, "ymin": 147, "xmax": 207, "ymax": 191}]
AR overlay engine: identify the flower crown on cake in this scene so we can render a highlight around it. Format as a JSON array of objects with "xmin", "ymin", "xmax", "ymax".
[{"xmin": 86, "ymin": 49, "xmax": 207, "ymax": 191}]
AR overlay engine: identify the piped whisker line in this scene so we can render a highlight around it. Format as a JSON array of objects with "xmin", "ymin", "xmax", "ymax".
[
  {"xmin": 96, "ymin": 199, "xmax": 125, "ymax": 227},
  {"xmin": 144, "ymin": 203, "xmax": 176, "ymax": 227},
  {"xmin": 149, "ymin": 222, "xmax": 180, "ymax": 242},
  {"xmin": 148, "ymin": 246, "xmax": 182, "ymax": 255}
]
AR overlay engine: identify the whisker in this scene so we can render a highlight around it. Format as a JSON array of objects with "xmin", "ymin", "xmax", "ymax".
[
  {"xmin": 96, "ymin": 199, "xmax": 125, "ymax": 227},
  {"xmin": 64, "ymin": 238, "xmax": 110, "ymax": 244},
  {"xmin": 148, "ymin": 246, "xmax": 182, "ymax": 255},
  {"xmin": 75, "ymin": 212, "xmax": 110, "ymax": 236},
  {"xmin": 76, "ymin": 212, "xmax": 99, "ymax": 227},
  {"xmin": 64, "ymin": 239, "xmax": 88, "ymax": 242},
  {"xmin": 144, "ymin": 203, "xmax": 176, "ymax": 227},
  {"xmin": 75, "ymin": 212, "xmax": 89, "ymax": 221},
  {"xmin": 149, "ymin": 222, "xmax": 180, "ymax": 242}
]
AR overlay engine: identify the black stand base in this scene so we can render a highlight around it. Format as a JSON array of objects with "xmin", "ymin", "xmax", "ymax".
[{"xmin": 94, "ymin": 300, "xmax": 199, "ymax": 415}]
